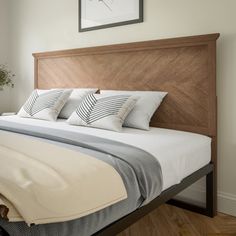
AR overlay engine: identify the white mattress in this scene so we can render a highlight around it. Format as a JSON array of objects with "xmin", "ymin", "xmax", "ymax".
[{"xmin": 0, "ymin": 116, "xmax": 211, "ymax": 191}]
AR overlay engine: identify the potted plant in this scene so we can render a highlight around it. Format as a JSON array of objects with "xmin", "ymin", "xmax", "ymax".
[{"xmin": 0, "ymin": 64, "xmax": 15, "ymax": 90}]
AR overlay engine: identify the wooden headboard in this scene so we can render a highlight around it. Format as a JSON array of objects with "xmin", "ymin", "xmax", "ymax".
[{"xmin": 33, "ymin": 33, "xmax": 219, "ymax": 137}]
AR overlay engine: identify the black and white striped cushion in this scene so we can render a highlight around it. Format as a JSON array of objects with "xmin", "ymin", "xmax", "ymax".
[
  {"xmin": 18, "ymin": 89, "xmax": 72, "ymax": 121},
  {"xmin": 58, "ymin": 88, "xmax": 98, "ymax": 119},
  {"xmin": 67, "ymin": 94, "xmax": 138, "ymax": 132}
]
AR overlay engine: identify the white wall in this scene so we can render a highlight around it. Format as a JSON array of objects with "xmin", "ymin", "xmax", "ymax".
[
  {"xmin": 0, "ymin": 0, "xmax": 10, "ymax": 113},
  {"xmin": 7, "ymin": 0, "xmax": 236, "ymax": 216}
]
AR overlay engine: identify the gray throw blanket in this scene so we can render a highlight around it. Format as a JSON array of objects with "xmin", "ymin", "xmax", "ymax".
[{"xmin": 0, "ymin": 120, "xmax": 162, "ymax": 236}]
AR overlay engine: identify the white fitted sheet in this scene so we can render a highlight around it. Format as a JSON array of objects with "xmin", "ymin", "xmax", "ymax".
[{"xmin": 0, "ymin": 116, "xmax": 211, "ymax": 191}]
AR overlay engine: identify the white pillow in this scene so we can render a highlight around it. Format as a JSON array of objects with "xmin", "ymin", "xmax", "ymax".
[
  {"xmin": 67, "ymin": 94, "xmax": 139, "ymax": 132},
  {"xmin": 59, "ymin": 88, "xmax": 98, "ymax": 119},
  {"xmin": 100, "ymin": 90, "xmax": 167, "ymax": 130},
  {"xmin": 18, "ymin": 89, "xmax": 72, "ymax": 121}
]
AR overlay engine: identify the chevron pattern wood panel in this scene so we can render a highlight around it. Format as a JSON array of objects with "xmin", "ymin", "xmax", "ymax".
[
  {"xmin": 33, "ymin": 34, "xmax": 219, "ymax": 137},
  {"xmin": 118, "ymin": 204, "xmax": 236, "ymax": 236}
]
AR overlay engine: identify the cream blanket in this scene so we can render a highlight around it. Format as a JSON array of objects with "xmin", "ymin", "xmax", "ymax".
[{"xmin": 0, "ymin": 131, "xmax": 127, "ymax": 225}]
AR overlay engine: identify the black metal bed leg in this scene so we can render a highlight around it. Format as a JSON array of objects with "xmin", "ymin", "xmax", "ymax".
[
  {"xmin": 206, "ymin": 170, "xmax": 216, "ymax": 217},
  {"xmin": 167, "ymin": 168, "xmax": 217, "ymax": 218}
]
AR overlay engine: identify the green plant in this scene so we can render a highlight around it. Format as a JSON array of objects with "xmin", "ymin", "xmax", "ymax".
[{"xmin": 0, "ymin": 64, "xmax": 15, "ymax": 90}]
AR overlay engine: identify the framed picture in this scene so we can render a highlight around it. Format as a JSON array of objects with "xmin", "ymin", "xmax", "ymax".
[{"xmin": 79, "ymin": 0, "xmax": 143, "ymax": 32}]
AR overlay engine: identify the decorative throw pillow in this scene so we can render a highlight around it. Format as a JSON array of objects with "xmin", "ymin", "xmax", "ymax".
[
  {"xmin": 59, "ymin": 88, "xmax": 98, "ymax": 119},
  {"xmin": 100, "ymin": 90, "xmax": 168, "ymax": 130},
  {"xmin": 18, "ymin": 89, "xmax": 72, "ymax": 121},
  {"xmin": 67, "ymin": 94, "xmax": 139, "ymax": 132}
]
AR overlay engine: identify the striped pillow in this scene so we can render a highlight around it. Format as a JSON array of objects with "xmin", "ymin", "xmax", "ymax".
[
  {"xmin": 58, "ymin": 88, "xmax": 98, "ymax": 119},
  {"xmin": 18, "ymin": 89, "xmax": 72, "ymax": 121},
  {"xmin": 67, "ymin": 94, "xmax": 138, "ymax": 132}
]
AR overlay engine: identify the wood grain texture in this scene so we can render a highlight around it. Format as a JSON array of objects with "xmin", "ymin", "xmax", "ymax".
[
  {"xmin": 118, "ymin": 204, "xmax": 236, "ymax": 236},
  {"xmin": 33, "ymin": 33, "xmax": 219, "ymax": 138}
]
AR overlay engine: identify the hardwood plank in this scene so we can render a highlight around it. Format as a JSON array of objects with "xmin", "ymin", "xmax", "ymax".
[{"xmin": 118, "ymin": 205, "xmax": 236, "ymax": 236}]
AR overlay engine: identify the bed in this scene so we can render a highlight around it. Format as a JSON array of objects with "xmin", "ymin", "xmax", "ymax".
[{"xmin": 0, "ymin": 33, "xmax": 219, "ymax": 236}]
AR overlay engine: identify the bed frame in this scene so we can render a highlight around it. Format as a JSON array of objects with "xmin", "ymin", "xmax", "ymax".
[{"xmin": 0, "ymin": 33, "xmax": 219, "ymax": 236}]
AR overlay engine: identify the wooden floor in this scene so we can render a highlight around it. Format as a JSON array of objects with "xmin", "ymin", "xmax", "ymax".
[{"xmin": 118, "ymin": 204, "xmax": 236, "ymax": 236}]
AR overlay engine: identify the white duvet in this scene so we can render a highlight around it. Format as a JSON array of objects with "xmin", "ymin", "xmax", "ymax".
[{"xmin": 0, "ymin": 116, "xmax": 211, "ymax": 191}]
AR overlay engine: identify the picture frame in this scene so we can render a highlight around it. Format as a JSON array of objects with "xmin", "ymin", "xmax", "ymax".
[{"xmin": 79, "ymin": 0, "xmax": 143, "ymax": 32}]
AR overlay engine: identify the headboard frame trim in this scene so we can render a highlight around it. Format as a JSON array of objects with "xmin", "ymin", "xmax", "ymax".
[{"xmin": 33, "ymin": 34, "xmax": 219, "ymax": 59}]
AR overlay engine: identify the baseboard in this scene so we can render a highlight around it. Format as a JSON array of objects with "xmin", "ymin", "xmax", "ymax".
[
  {"xmin": 174, "ymin": 184, "xmax": 236, "ymax": 217},
  {"xmin": 218, "ymin": 192, "xmax": 236, "ymax": 216}
]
